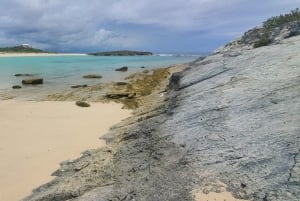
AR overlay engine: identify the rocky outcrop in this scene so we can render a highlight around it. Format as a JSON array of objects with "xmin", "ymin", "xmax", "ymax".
[
  {"xmin": 22, "ymin": 78, "xmax": 43, "ymax": 85},
  {"xmin": 82, "ymin": 74, "xmax": 102, "ymax": 79},
  {"xmin": 23, "ymin": 31, "xmax": 299, "ymax": 201},
  {"xmin": 71, "ymin": 84, "xmax": 88, "ymax": 88},
  {"xmin": 115, "ymin": 66, "xmax": 128, "ymax": 72},
  {"xmin": 12, "ymin": 85, "xmax": 22, "ymax": 89},
  {"xmin": 241, "ymin": 21, "xmax": 300, "ymax": 46},
  {"xmin": 15, "ymin": 73, "xmax": 34, "ymax": 77},
  {"xmin": 214, "ymin": 20, "xmax": 300, "ymax": 54}
]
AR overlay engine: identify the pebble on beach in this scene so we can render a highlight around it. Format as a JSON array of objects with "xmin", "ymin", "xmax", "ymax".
[{"xmin": 75, "ymin": 101, "xmax": 90, "ymax": 107}]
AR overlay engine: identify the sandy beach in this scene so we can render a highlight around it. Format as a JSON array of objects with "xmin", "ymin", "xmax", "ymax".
[
  {"xmin": 0, "ymin": 100, "xmax": 131, "ymax": 201},
  {"xmin": 0, "ymin": 53, "xmax": 87, "ymax": 57}
]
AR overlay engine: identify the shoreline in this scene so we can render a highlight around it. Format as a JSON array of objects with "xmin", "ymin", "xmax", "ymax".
[
  {"xmin": 0, "ymin": 64, "xmax": 185, "ymax": 201},
  {"xmin": 0, "ymin": 53, "xmax": 87, "ymax": 57},
  {"xmin": 0, "ymin": 100, "xmax": 131, "ymax": 201},
  {"xmin": 2, "ymin": 59, "xmax": 258, "ymax": 201}
]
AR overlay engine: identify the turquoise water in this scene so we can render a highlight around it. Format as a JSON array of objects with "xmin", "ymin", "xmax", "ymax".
[{"xmin": 0, "ymin": 55, "xmax": 197, "ymax": 93}]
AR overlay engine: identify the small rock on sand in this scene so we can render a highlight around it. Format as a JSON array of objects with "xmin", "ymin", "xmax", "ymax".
[
  {"xmin": 71, "ymin": 84, "xmax": 88, "ymax": 88},
  {"xmin": 75, "ymin": 101, "xmax": 90, "ymax": 107},
  {"xmin": 106, "ymin": 92, "xmax": 136, "ymax": 99},
  {"xmin": 12, "ymin": 85, "xmax": 22, "ymax": 89},
  {"xmin": 115, "ymin": 82, "xmax": 127, "ymax": 86}
]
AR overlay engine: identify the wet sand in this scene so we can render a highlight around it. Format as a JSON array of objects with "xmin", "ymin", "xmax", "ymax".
[{"xmin": 0, "ymin": 100, "xmax": 131, "ymax": 201}]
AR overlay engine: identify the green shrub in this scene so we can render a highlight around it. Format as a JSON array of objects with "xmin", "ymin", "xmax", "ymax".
[
  {"xmin": 253, "ymin": 8, "xmax": 300, "ymax": 48},
  {"xmin": 253, "ymin": 34, "xmax": 272, "ymax": 48},
  {"xmin": 263, "ymin": 8, "xmax": 300, "ymax": 30}
]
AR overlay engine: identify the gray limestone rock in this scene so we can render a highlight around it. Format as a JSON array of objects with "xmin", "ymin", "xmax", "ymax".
[{"xmin": 23, "ymin": 35, "xmax": 300, "ymax": 201}]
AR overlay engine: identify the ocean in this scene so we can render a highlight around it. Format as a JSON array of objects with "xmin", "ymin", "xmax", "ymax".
[{"xmin": 0, "ymin": 54, "xmax": 198, "ymax": 98}]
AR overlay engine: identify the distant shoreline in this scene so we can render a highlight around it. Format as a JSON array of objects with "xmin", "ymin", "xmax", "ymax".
[{"xmin": 0, "ymin": 53, "xmax": 88, "ymax": 57}]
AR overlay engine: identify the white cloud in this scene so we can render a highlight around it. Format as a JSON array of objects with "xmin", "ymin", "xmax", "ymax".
[{"xmin": 0, "ymin": 0, "xmax": 299, "ymax": 51}]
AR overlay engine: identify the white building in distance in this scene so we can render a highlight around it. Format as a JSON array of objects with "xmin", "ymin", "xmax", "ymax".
[{"xmin": 21, "ymin": 44, "xmax": 31, "ymax": 48}]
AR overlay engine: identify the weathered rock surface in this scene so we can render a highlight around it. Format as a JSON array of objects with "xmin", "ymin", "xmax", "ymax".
[
  {"xmin": 22, "ymin": 78, "xmax": 43, "ymax": 85},
  {"xmin": 23, "ymin": 37, "xmax": 300, "ymax": 201}
]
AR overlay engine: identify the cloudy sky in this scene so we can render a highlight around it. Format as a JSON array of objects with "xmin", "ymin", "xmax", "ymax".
[{"xmin": 0, "ymin": 0, "xmax": 298, "ymax": 53}]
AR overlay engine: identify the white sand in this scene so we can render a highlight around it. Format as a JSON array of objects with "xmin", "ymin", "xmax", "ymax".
[
  {"xmin": 0, "ymin": 53, "xmax": 87, "ymax": 57},
  {"xmin": 0, "ymin": 100, "xmax": 131, "ymax": 201},
  {"xmin": 193, "ymin": 183, "xmax": 249, "ymax": 201}
]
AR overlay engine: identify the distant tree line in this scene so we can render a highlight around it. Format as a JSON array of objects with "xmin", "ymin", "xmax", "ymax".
[{"xmin": 0, "ymin": 45, "xmax": 46, "ymax": 53}]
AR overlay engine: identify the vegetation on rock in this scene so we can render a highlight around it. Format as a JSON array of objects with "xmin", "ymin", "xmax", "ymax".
[
  {"xmin": 263, "ymin": 8, "xmax": 300, "ymax": 30},
  {"xmin": 254, "ymin": 8, "xmax": 300, "ymax": 48},
  {"xmin": 253, "ymin": 33, "xmax": 272, "ymax": 48}
]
